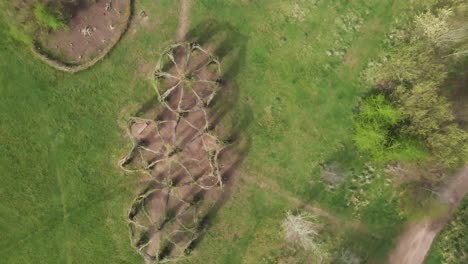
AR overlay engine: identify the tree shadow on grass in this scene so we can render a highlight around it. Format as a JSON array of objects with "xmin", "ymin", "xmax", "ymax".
[{"xmin": 182, "ymin": 19, "xmax": 254, "ymax": 252}]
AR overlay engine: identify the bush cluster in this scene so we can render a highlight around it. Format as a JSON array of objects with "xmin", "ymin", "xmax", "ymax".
[{"xmin": 356, "ymin": 4, "xmax": 468, "ymax": 179}]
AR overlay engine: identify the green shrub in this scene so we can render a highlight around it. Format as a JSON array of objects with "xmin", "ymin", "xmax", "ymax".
[
  {"xmin": 353, "ymin": 124, "xmax": 387, "ymax": 160},
  {"xmin": 358, "ymin": 94, "xmax": 401, "ymax": 127},
  {"xmin": 33, "ymin": 3, "xmax": 65, "ymax": 30},
  {"xmin": 396, "ymin": 83, "xmax": 455, "ymax": 138},
  {"xmin": 426, "ymin": 198, "xmax": 468, "ymax": 264},
  {"xmin": 353, "ymin": 94, "xmax": 430, "ymax": 162},
  {"xmin": 364, "ymin": 40, "xmax": 447, "ymax": 85},
  {"xmin": 353, "ymin": 94, "xmax": 401, "ymax": 160},
  {"xmin": 400, "ymin": 192, "xmax": 448, "ymax": 221},
  {"xmin": 427, "ymin": 125, "xmax": 468, "ymax": 169},
  {"xmin": 387, "ymin": 138, "xmax": 429, "ymax": 162},
  {"xmin": 360, "ymin": 195, "xmax": 404, "ymax": 237}
]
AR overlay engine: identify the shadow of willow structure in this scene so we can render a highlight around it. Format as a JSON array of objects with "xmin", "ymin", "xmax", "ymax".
[{"xmin": 119, "ymin": 43, "xmax": 229, "ymax": 263}]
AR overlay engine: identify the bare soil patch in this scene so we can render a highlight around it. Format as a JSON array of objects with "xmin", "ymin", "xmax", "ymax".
[
  {"xmin": 343, "ymin": 48, "xmax": 358, "ymax": 66},
  {"xmin": 37, "ymin": 0, "xmax": 130, "ymax": 65}
]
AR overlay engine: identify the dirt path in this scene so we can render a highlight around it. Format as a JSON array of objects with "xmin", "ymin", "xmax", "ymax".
[
  {"xmin": 176, "ymin": 0, "xmax": 190, "ymax": 42},
  {"xmin": 389, "ymin": 166, "xmax": 468, "ymax": 264}
]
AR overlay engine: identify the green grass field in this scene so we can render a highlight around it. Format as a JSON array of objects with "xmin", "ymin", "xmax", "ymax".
[{"xmin": 0, "ymin": 0, "xmax": 439, "ymax": 263}]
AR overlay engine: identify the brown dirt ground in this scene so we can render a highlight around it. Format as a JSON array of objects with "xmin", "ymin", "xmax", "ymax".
[
  {"xmin": 389, "ymin": 166, "xmax": 468, "ymax": 264},
  {"xmin": 343, "ymin": 48, "xmax": 358, "ymax": 66},
  {"xmin": 38, "ymin": 0, "xmax": 130, "ymax": 64}
]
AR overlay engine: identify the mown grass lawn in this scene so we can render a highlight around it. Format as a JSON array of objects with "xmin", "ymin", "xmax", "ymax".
[
  {"xmin": 0, "ymin": 1, "xmax": 178, "ymax": 262},
  {"xmin": 0, "ymin": 0, "xmax": 436, "ymax": 263}
]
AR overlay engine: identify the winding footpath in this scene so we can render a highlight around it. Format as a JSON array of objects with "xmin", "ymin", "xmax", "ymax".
[{"xmin": 389, "ymin": 166, "xmax": 468, "ymax": 264}]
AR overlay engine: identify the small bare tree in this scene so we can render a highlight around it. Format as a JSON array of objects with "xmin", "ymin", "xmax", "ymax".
[
  {"xmin": 282, "ymin": 212, "xmax": 321, "ymax": 251},
  {"xmin": 282, "ymin": 211, "xmax": 330, "ymax": 262},
  {"xmin": 414, "ymin": 7, "xmax": 468, "ymax": 57}
]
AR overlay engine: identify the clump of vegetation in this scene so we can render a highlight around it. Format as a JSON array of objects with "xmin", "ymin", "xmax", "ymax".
[
  {"xmin": 353, "ymin": 95, "xmax": 399, "ymax": 160},
  {"xmin": 414, "ymin": 8, "xmax": 453, "ymax": 42},
  {"xmin": 336, "ymin": 11, "xmax": 364, "ymax": 33},
  {"xmin": 343, "ymin": 163, "xmax": 405, "ymax": 234},
  {"xmin": 281, "ymin": 211, "xmax": 327, "ymax": 261},
  {"xmin": 33, "ymin": 3, "xmax": 65, "ymax": 30},
  {"xmin": 414, "ymin": 6, "xmax": 468, "ymax": 56},
  {"xmin": 358, "ymin": 3, "xmax": 468, "ymax": 181},
  {"xmin": 320, "ymin": 163, "xmax": 344, "ymax": 189},
  {"xmin": 353, "ymin": 94, "xmax": 428, "ymax": 162},
  {"xmin": 426, "ymin": 198, "xmax": 468, "ymax": 264},
  {"xmin": 336, "ymin": 249, "xmax": 361, "ymax": 264},
  {"xmin": 326, "ymin": 9, "xmax": 364, "ymax": 60},
  {"xmin": 345, "ymin": 164, "xmax": 380, "ymax": 216},
  {"xmin": 282, "ymin": 212, "xmax": 320, "ymax": 250},
  {"xmin": 2, "ymin": 0, "xmax": 98, "ymax": 44}
]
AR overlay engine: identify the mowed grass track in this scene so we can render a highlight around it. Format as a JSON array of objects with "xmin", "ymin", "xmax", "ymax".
[{"xmin": 0, "ymin": 0, "xmax": 433, "ymax": 263}]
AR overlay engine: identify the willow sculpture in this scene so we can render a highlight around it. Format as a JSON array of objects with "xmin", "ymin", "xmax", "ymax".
[{"xmin": 119, "ymin": 43, "xmax": 227, "ymax": 263}]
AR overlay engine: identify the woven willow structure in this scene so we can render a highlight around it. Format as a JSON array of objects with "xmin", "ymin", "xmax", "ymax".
[{"xmin": 119, "ymin": 43, "xmax": 226, "ymax": 263}]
